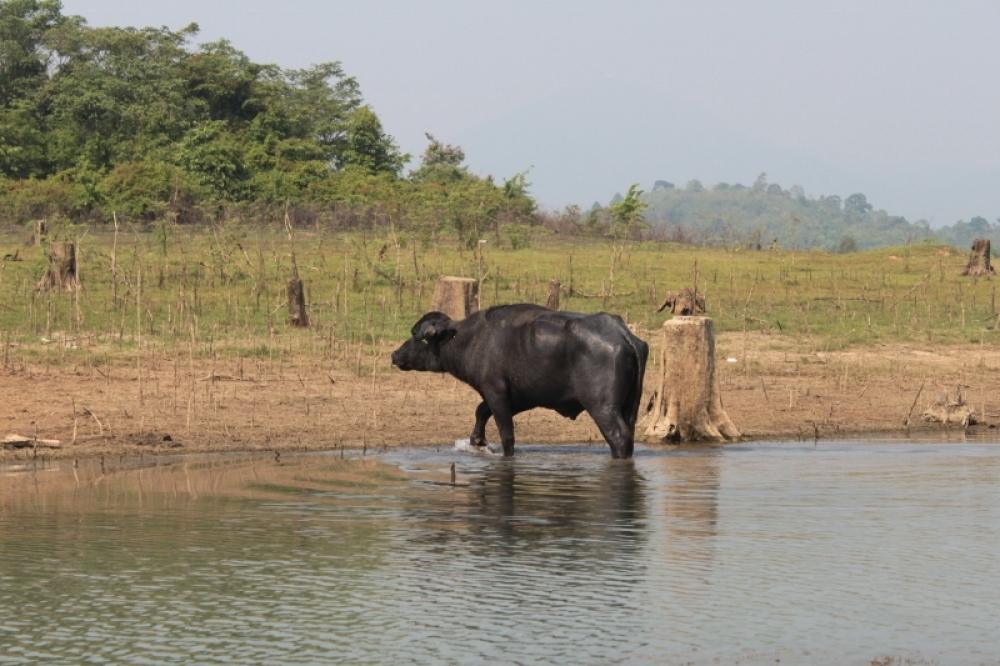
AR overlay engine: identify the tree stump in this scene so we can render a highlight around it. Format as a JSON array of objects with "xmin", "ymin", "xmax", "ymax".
[
  {"xmin": 545, "ymin": 278, "xmax": 561, "ymax": 310},
  {"xmin": 961, "ymin": 239, "xmax": 995, "ymax": 277},
  {"xmin": 32, "ymin": 220, "xmax": 47, "ymax": 246},
  {"xmin": 287, "ymin": 273, "xmax": 309, "ymax": 327},
  {"xmin": 431, "ymin": 276, "xmax": 479, "ymax": 319},
  {"xmin": 35, "ymin": 242, "xmax": 79, "ymax": 291},
  {"xmin": 641, "ymin": 316, "xmax": 740, "ymax": 443}
]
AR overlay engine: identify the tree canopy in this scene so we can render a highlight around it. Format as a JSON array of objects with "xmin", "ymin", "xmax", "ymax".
[{"xmin": 0, "ymin": 0, "xmax": 534, "ymax": 239}]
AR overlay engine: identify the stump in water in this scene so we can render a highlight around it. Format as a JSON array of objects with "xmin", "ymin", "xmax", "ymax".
[
  {"xmin": 641, "ymin": 316, "xmax": 740, "ymax": 443},
  {"xmin": 922, "ymin": 386, "xmax": 976, "ymax": 427},
  {"xmin": 961, "ymin": 239, "xmax": 995, "ymax": 277},
  {"xmin": 32, "ymin": 220, "xmax": 47, "ymax": 246},
  {"xmin": 431, "ymin": 276, "xmax": 479, "ymax": 319},
  {"xmin": 546, "ymin": 278, "xmax": 561, "ymax": 310},
  {"xmin": 657, "ymin": 287, "xmax": 706, "ymax": 315},
  {"xmin": 35, "ymin": 242, "xmax": 78, "ymax": 291},
  {"xmin": 287, "ymin": 271, "xmax": 309, "ymax": 327}
]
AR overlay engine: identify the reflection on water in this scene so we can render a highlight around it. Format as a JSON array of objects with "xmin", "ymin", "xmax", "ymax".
[
  {"xmin": 1, "ymin": 442, "xmax": 999, "ymax": 664},
  {"xmin": 659, "ymin": 452, "xmax": 721, "ymax": 571}
]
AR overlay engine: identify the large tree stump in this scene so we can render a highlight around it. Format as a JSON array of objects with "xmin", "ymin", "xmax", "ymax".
[
  {"xmin": 961, "ymin": 239, "xmax": 995, "ymax": 277},
  {"xmin": 545, "ymin": 278, "xmax": 561, "ymax": 310},
  {"xmin": 641, "ymin": 316, "xmax": 740, "ymax": 443},
  {"xmin": 431, "ymin": 276, "xmax": 479, "ymax": 319},
  {"xmin": 287, "ymin": 270, "xmax": 309, "ymax": 327},
  {"xmin": 35, "ymin": 242, "xmax": 79, "ymax": 291}
]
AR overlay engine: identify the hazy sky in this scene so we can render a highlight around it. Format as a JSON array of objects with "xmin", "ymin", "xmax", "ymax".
[{"xmin": 62, "ymin": 0, "xmax": 1000, "ymax": 225}]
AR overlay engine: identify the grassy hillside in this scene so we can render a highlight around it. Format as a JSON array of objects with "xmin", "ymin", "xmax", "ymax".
[{"xmin": 2, "ymin": 223, "xmax": 997, "ymax": 373}]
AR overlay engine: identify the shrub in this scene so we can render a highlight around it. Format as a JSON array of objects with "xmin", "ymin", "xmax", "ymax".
[
  {"xmin": 504, "ymin": 223, "xmax": 532, "ymax": 249},
  {"xmin": 99, "ymin": 161, "xmax": 203, "ymax": 221},
  {"xmin": 0, "ymin": 171, "xmax": 93, "ymax": 222}
]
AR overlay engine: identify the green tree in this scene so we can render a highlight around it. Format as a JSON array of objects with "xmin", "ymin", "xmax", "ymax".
[
  {"xmin": 0, "ymin": 0, "xmax": 69, "ymax": 177},
  {"xmin": 0, "ymin": 0, "xmax": 64, "ymax": 105},
  {"xmin": 336, "ymin": 105, "xmax": 407, "ymax": 175},
  {"xmin": 0, "ymin": 2, "xmax": 540, "ymax": 232},
  {"xmin": 844, "ymin": 192, "xmax": 872, "ymax": 217},
  {"xmin": 501, "ymin": 171, "xmax": 535, "ymax": 216},
  {"xmin": 608, "ymin": 183, "xmax": 648, "ymax": 239},
  {"xmin": 176, "ymin": 121, "xmax": 249, "ymax": 200},
  {"xmin": 410, "ymin": 133, "xmax": 467, "ymax": 182}
]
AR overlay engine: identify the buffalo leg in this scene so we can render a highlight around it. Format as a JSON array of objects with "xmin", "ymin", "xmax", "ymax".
[
  {"xmin": 588, "ymin": 407, "xmax": 633, "ymax": 459},
  {"xmin": 470, "ymin": 401, "xmax": 492, "ymax": 447},
  {"xmin": 484, "ymin": 396, "xmax": 516, "ymax": 457}
]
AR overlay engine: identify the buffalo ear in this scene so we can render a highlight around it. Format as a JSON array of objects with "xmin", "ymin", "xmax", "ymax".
[
  {"xmin": 416, "ymin": 323, "xmax": 456, "ymax": 343},
  {"xmin": 412, "ymin": 312, "xmax": 455, "ymax": 342}
]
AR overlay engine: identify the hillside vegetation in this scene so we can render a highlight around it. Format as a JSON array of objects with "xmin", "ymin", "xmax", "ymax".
[
  {"xmin": 0, "ymin": 0, "xmax": 535, "ymax": 244},
  {"xmin": 629, "ymin": 175, "xmax": 1000, "ymax": 252}
]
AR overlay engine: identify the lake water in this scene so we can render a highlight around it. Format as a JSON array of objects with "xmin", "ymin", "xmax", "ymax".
[{"xmin": 1, "ymin": 440, "xmax": 999, "ymax": 665}]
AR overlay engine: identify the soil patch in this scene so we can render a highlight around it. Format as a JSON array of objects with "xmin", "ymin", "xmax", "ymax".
[{"xmin": 2, "ymin": 334, "xmax": 999, "ymax": 462}]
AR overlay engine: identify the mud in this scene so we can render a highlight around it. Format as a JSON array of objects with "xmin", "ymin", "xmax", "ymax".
[{"xmin": 3, "ymin": 333, "xmax": 999, "ymax": 461}]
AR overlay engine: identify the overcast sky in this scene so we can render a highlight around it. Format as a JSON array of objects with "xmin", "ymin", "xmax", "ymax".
[{"xmin": 63, "ymin": 0, "xmax": 1000, "ymax": 225}]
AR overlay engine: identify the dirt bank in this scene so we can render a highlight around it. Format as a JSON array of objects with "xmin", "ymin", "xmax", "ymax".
[{"xmin": 2, "ymin": 333, "xmax": 998, "ymax": 462}]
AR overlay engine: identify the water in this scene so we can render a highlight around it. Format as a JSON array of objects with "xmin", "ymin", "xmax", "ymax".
[{"xmin": 2, "ymin": 440, "xmax": 999, "ymax": 665}]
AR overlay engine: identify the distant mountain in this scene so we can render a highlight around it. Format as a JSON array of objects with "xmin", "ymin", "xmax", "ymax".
[{"xmin": 636, "ymin": 175, "xmax": 1000, "ymax": 251}]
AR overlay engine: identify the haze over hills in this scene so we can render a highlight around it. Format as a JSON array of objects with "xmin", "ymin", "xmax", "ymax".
[{"xmin": 621, "ymin": 174, "xmax": 1000, "ymax": 251}]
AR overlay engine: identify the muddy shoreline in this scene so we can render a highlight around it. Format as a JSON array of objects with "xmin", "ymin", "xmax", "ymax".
[{"xmin": 4, "ymin": 334, "xmax": 999, "ymax": 462}]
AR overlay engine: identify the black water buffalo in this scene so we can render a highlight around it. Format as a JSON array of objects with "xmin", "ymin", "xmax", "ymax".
[{"xmin": 390, "ymin": 304, "xmax": 649, "ymax": 458}]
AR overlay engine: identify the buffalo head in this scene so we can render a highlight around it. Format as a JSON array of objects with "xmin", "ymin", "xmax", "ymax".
[{"xmin": 391, "ymin": 311, "xmax": 457, "ymax": 372}]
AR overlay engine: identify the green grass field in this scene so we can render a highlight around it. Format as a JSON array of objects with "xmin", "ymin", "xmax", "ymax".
[{"xmin": 2, "ymin": 222, "xmax": 997, "ymax": 369}]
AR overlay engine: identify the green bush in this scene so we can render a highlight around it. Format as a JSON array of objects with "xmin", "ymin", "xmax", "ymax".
[
  {"xmin": 504, "ymin": 223, "xmax": 532, "ymax": 249},
  {"xmin": 99, "ymin": 160, "xmax": 203, "ymax": 219},
  {"xmin": 0, "ymin": 170, "xmax": 93, "ymax": 221},
  {"xmin": 305, "ymin": 166, "xmax": 402, "ymax": 208},
  {"xmin": 250, "ymin": 160, "xmax": 332, "ymax": 203}
]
